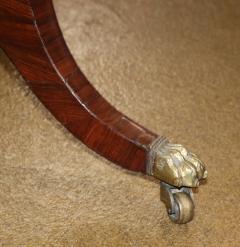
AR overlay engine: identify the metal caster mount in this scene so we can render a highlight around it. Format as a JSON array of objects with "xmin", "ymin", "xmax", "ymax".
[
  {"xmin": 160, "ymin": 182, "xmax": 194, "ymax": 224},
  {"xmin": 148, "ymin": 137, "xmax": 208, "ymax": 224}
]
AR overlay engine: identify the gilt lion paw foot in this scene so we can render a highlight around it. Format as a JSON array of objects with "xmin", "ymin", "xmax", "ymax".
[{"xmin": 149, "ymin": 137, "xmax": 208, "ymax": 188}]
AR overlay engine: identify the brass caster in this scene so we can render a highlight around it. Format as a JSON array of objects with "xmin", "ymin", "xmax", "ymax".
[{"xmin": 160, "ymin": 182, "xmax": 194, "ymax": 224}]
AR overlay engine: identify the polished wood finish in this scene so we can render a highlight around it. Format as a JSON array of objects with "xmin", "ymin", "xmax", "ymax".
[{"xmin": 0, "ymin": 0, "xmax": 159, "ymax": 173}]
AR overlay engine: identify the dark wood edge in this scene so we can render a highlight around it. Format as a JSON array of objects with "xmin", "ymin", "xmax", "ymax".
[{"xmin": 0, "ymin": 0, "xmax": 159, "ymax": 173}]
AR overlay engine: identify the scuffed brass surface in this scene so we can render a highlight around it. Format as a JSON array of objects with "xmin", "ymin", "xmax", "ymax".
[{"xmin": 151, "ymin": 138, "xmax": 207, "ymax": 188}]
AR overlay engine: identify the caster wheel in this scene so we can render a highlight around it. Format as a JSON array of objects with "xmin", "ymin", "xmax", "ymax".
[
  {"xmin": 160, "ymin": 182, "xmax": 195, "ymax": 224},
  {"xmin": 168, "ymin": 192, "xmax": 194, "ymax": 224}
]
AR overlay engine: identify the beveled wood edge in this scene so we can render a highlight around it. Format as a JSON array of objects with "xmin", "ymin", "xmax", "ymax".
[{"xmin": 0, "ymin": 0, "xmax": 159, "ymax": 173}]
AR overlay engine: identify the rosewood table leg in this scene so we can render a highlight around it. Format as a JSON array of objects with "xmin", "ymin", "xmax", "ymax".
[{"xmin": 0, "ymin": 0, "xmax": 207, "ymax": 223}]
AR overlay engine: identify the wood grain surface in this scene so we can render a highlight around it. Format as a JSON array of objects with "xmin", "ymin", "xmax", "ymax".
[{"xmin": 0, "ymin": 0, "xmax": 159, "ymax": 173}]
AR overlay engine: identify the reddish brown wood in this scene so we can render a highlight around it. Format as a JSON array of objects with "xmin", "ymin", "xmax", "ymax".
[{"xmin": 0, "ymin": 0, "xmax": 159, "ymax": 173}]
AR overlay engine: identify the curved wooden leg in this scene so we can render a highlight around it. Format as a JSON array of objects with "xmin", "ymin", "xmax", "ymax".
[{"xmin": 0, "ymin": 0, "xmax": 207, "ymax": 223}]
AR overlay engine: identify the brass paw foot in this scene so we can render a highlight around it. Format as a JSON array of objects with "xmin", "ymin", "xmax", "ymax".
[{"xmin": 148, "ymin": 137, "xmax": 207, "ymax": 223}]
